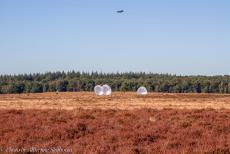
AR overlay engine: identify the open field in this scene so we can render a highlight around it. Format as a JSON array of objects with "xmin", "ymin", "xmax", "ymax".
[
  {"xmin": 1, "ymin": 92, "xmax": 230, "ymax": 153},
  {"xmin": 1, "ymin": 109, "xmax": 230, "ymax": 153},
  {"xmin": 0, "ymin": 92, "xmax": 230, "ymax": 110}
]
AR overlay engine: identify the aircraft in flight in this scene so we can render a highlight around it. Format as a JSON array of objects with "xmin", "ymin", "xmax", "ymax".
[{"xmin": 117, "ymin": 10, "xmax": 124, "ymax": 13}]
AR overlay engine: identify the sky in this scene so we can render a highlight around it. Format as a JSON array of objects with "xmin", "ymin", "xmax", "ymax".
[{"xmin": 0, "ymin": 0, "xmax": 230, "ymax": 75}]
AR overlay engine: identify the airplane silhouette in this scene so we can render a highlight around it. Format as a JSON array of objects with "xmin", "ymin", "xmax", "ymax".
[{"xmin": 117, "ymin": 10, "xmax": 124, "ymax": 13}]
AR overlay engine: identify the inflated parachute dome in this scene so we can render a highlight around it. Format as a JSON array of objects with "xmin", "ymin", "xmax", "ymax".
[
  {"xmin": 94, "ymin": 85, "xmax": 103, "ymax": 96},
  {"xmin": 102, "ymin": 84, "xmax": 112, "ymax": 95},
  {"xmin": 137, "ymin": 86, "xmax": 148, "ymax": 95}
]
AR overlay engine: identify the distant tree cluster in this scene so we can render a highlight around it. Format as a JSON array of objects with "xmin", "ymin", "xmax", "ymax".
[{"xmin": 0, "ymin": 71, "xmax": 230, "ymax": 94}]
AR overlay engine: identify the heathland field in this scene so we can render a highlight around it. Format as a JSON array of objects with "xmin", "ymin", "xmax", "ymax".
[
  {"xmin": 1, "ymin": 92, "xmax": 230, "ymax": 110},
  {"xmin": 1, "ymin": 92, "xmax": 230, "ymax": 153}
]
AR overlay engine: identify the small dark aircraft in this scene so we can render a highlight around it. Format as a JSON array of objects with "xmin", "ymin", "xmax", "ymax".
[{"xmin": 117, "ymin": 10, "xmax": 124, "ymax": 13}]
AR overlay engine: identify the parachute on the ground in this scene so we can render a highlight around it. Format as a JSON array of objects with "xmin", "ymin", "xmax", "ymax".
[
  {"xmin": 102, "ymin": 84, "xmax": 112, "ymax": 95},
  {"xmin": 94, "ymin": 85, "xmax": 103, "ymax": 96},
  {"xmin": 137, "ymin": 86, "xmax": 148, "ymax": 95}
]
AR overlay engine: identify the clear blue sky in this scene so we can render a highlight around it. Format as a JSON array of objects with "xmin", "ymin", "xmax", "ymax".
[{"xmin": 0, "ymin": 0, "xmax": 229, "ymax": 75}]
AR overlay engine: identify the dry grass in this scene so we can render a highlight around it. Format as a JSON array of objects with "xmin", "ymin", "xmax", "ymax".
[
  {"xmin": 1, "ymin": 92, "xmax": 230, "ymax": 153},
  {"xmin": 0, "ymin": 109, "xmax": 230, "ymax": 153},
  {"xmin": 0, "ymin": 92, "xmax": 230, "ymax": 110}
]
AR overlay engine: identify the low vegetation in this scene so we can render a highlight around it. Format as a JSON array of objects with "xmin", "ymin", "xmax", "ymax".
[
  {"xmin": 1, "ymin": 92, "xmax": 230, "ymax": 110},
  {"xmin": 1, "ymin": 109, "xmax": 230, "ymax": 153}
]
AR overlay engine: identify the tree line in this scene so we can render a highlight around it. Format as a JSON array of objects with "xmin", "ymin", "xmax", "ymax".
[{"xmin": 0, "ymin": 71, "xmax": 230, "ymax": 94}]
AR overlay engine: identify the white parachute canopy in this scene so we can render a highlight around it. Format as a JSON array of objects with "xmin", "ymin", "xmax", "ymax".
[
  {"xmin": 94, "ymin": 85, "xmax": 103, "ymax": 96},
  {"xmin": 102, "ymin": 84, "xmax": 112, "ymax": 95},
  {"xmin": 137, "ymin": 86, "xmax": 148, "ymax": 95}
]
